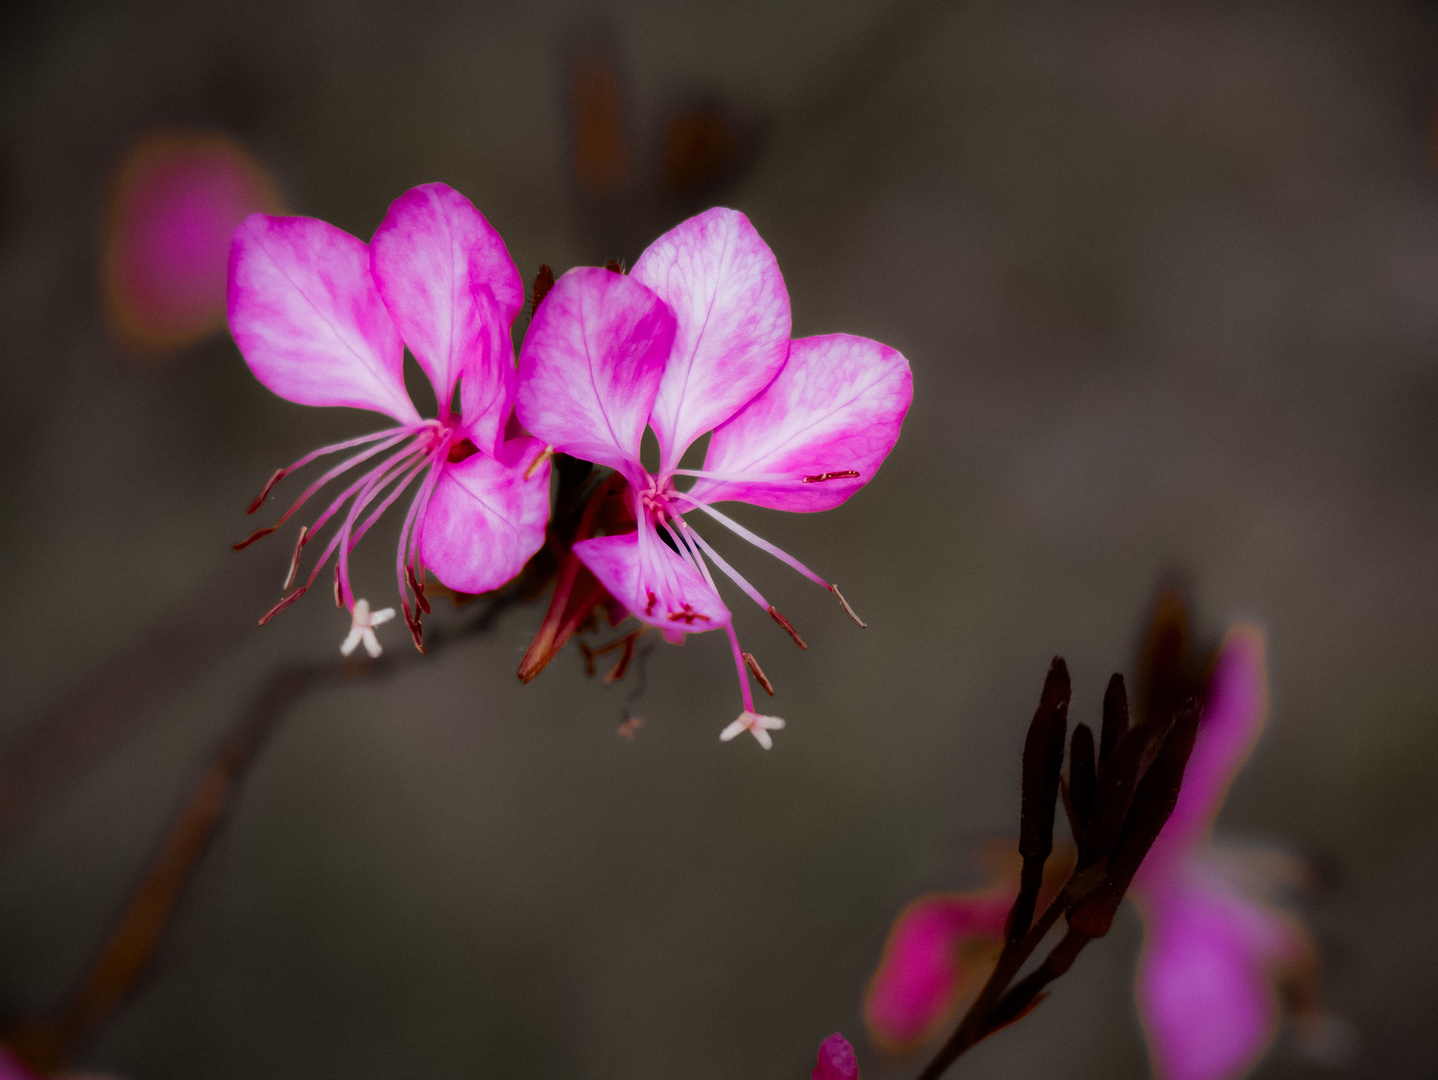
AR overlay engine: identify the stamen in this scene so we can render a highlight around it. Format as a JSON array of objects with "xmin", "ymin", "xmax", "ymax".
[
  {"xmin": 673, "ymin": 497, "xmax": 832, "ymax": 590},
  {"xmin": 403, "ymin": 601, "xmax": 426, "ymax": 653},
  {"xmin": 525, "ymin": 445, "xmax": 553, "ymax": 480},
  {"xmin": 259, "ymin": 587, "xmax": 307, "ymax": 626},
  {"xmin": 247, "ymin": 468, "xmax": 288, "ymax": 514},
  {"xmin": 679, "ymin": 524, "xmax": 771, "ymax": 611},
  {"xmin": 406, "ymin": 566, "xmax": 431, "ymax": 614},
  {"xmin": 283, "ymin": 525, "xmax": 309, "ymax": 590},
  {"xmin": 604, "ymin": 632, "xmax": 641, "ymax": 684},
  {"xmin": 831, "ymin": 583, "xmax": 868, "ymax": 629},
  {"xmin": 742, "ymin": 652, "xmax": 775, "ymax": 696},
  {"xmin": 334, "ymin": 564, "xmax": 343, "ymax": 609},
  {"xmin": 802, "ymin": 470, "xmax": 860, "ymax": 484},
  {"xmin": 666, "ymin": 604, "xmax": 711, "ymax": 624},
  {"xmin": 768, "ymin": 606, "xmax": 808, "ymax": 650},
  {"xmin": 233, "ymin": 524, "xmax": 279, "ymax": 551}
]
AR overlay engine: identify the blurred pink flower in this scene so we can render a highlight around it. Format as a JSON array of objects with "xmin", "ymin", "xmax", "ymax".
[
  {"xmin": 104, "ymin": 129, "xmax": 284, "ymax": 353},
  {"xmin": 864, "ymin": 843, "xmax": 1072, "ymax": 1052},
  {"xmin": 515, "ymin": 207, "xmax": 912, "ymax": 744},
  {"xmin": 811, "ymin": 1032, "xmax": 860, "ymax": 1080},
  {"xmin": 228, "ymin": 183, "xmax": 551, "ymax": 653},
  {"xmin": 1130, "ymin": 625, "xmax": 1341, "ymax": 1080}
]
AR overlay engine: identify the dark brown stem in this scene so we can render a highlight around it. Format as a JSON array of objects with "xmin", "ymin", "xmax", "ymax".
[{"xmin": 914, "ymin": 873, "xmax": 1075, "ymax": 1080}]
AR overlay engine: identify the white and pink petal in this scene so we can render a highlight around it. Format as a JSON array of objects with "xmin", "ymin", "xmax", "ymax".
[
  {"xmin": 418, "ymin": 437, "xmax": 551, "ymax": 595},
  {"xmin": 228, "ymin": 213, "xmax": 416, "ymax": 421},
  {"xmin": 516, "ymin": 267, "xmax": 675, "ymax": 479},
  {"xmin": 370, "ymin": 183, "xmax": 522, "ymax": 435},
  {"xmin": 688, "ymin": 334, "xmax": 912, "ymax": 512},
  {"xmin": 631, "ymin": 207, "xmax": 791, "ymax": 470},
  {"xmin": 573, "ymin": 528, "xmax": 731, "ymax": 635}
]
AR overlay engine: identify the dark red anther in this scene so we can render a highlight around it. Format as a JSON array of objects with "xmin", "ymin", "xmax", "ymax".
[
  {"xmin": 801, "ymin": 470, "xmax": 860, "ymax": 484},
  {"xmin": 604, "ymin": 258, "xmax": 626, "ymax": 274},
  {"xmin": 233, "ymin": 524, "xmax": 279, "ymax": 551},
  {"xmin": 333, "ymin": 563, "xmax": 344, "ymax": 609},
  {"xmin": 742, "ymin": 652, "xmax": 775, "ymax": 696},
  {"xmin": 258, "ymin": 587, "xmax": 307, "ymax": 626},
  {"xmin": 406, "ymin": 566, "xmax": 431, "ymax": 614},
  {"xmin": 531, "ymin": 264, "xmax": 554, "ymax": 316},
  {"xmin": 446, "ymin": 438, "xmax": 478, "ymax": 464},
  {"xmin": 247, "ymin": 468, "xmax": 287, "ymax": 514},
  {"xmin": 831, "ymin": 584, "xmax": 867, "ymax": 629},
  {"xmin": 645, "ymin": 590, "xmax": 658, "ymax": 617},
  {"xmin": 403, "ymin": 601, "xmax": 426, "ymax": 654},
  {"xmin": 666, "ymin": 604, "xmax": 711, "ymax": 624},
  {"xmin": 767, "ymin": 606, "xmax": 808, "ymax": 650},
  {"xmin": 283, "ymin": 525, "xmax": 309, "ymax": 591}
]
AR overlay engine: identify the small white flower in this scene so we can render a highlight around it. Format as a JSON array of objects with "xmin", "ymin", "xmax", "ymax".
[
  {"xmin": 719, "ymin": 710, "xmax": 786, "ymax": 750},
  {"xmin": 340, "ymin": 597, "xmax": 396, "ymax": 658}
]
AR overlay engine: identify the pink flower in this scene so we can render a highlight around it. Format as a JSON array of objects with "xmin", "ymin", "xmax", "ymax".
[
  {"xmin": 864, "ymin": 844, "xmax": 1073, "ymax": 1052},
  {"xmin": 515, "ymin": 208, "xmax": 912, "ymax": 744},
  {"xmin": 105, "ymin": 129, "xmax": 284, "ymax": 353},
  {"xmin": 1130, "ymin": 625, "xmax": 1339, "ymax": 1080},
  {"xmin": 811, "ymin": 1032, "xmax": 860, "ymax": 1080},
  {"xmin": 228, "ymin": 183, "xmax": 552, "ymax": 653}
]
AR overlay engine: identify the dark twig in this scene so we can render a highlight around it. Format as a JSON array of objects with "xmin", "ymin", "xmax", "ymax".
[{"xmin": 1, "ymin": 583, "xmax": 532, "ymax": 1073}]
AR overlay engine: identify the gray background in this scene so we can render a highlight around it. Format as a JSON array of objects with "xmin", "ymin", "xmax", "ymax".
[{"xmin": 1, "ymin": 0, "xmax": 1436, "ymax": 1077}]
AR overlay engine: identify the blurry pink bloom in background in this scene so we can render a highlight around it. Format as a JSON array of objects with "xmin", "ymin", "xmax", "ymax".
[
  {"xmin": 228, "ymin": 183, "xmax": 551, "ymax": 653},
  {"xmin": 104, "ymin": 129, "xmax": 283, "ymax": 353},
  {"xmin": 864, "ymin": 843, "xmax": 1071, "ymax": 1052},
  {"xmin": 516, "ymin": 207, "xmax": 912, "ymax": 745},
  {"xmin": 811, "ymin": 1032, "xmax": 860, "ymax": 1080},
  {"xmin": 1131, "ymin": 625, "xmax": 1347, "ymax": 1080}
]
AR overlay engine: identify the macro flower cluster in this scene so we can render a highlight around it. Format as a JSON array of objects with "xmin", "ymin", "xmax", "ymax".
[{"xmin": 227, "ymin": 182, "xmax": 912, "ymax": 746}]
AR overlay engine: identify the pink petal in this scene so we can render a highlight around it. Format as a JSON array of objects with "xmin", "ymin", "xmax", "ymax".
[
  {"xmin": 370, "ymin": 184, "xmax": 523, "ymax": 448},
  {"xmin": 1135, "ymin": 875, "xmax": 1297, "ymax": 1080},
  {"xmin": 864, "ymin": 891, "xmax": 1011, "ymax": 1050},
  {"xmin": 811, "ymin": 1032, "xmax": 860, "ymax": 1080},
  {"xmin": 1145, "ymin": 625, "xmax": 1268, "ymax": 871},
  {"xmin": 631, "ymin": 207, "xmax": 791, "ymax": 470},
  {"xmin": 515, "ymin": 267, "xmax": 675, "ymax": 479},
  {"xmin": 687, "ymin": 334, "xmax": 912, "ymax": 512},
  {"xmin": 419, "ymin": 437, "xmax": 552, "ymax": 594},
  {"xmin": 228, "ymin": 213, "xmax": 417, "ymax": 422},
  {"xmin": 573, "ymin": 527, "xmax": 731, "ymax": 635}
]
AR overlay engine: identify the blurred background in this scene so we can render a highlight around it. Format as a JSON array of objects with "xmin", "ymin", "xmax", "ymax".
[{"xmin": 2, "ymin": 0, "xmax": 1437, "ymax": 1076}]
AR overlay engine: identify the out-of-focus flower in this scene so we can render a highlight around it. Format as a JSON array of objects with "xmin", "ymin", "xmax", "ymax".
[
  {"xmin": 228, "ymin": 183, "xmax": 551, "ymax": 653},
  {"xmin": 516, "ymin": 208, "xmax": 911, "ymax": 744},
  {"xmin": 1130, "ymin": 625, "xmax": 1344, "ymax": 1080},
  {"xmin": 104, "ymin": 129, "xmax": 284, "ymax": 354},
  {"xmin": 811, "ymin": 1032, "xmax": 860, "ymax": 1080},
  {"xmin": 864, "ymin": 843, "xmax": 1073, "ymax": 1052}
]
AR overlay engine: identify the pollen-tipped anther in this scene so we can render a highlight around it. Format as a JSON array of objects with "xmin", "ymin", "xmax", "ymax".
[
  {"xmin": 768, "ymin": 606, "xmax": 808, "ymax": 650},
  {"xmin": 831, "ymin": 584, "xmax": 867, "ymax": 629},
  {"xmin": 283, "ymin": 525, "xmax": 310, "ymax": 590},
  {"xmin": 259, "ymin": 587, "xmax": 307, "ymax": 626},
  {"xmin": 801, "ymin": 470, "xmax": 860, "ymax": 484},
  {"xmin": 524, "ymin": 445, "xmax": 553, "ymax": 480},
  {"xmin": 742, "ymin": 652, "xmax": 775, "ymax": 696},
  {"xmin": 406, "ymin": 565, "xmax": 431, "ymax": 614},
  {"xmin": 233, "ymin": 524, "xmax": 279, "ymax": 551},
  {"xmin": 247, "ymin": 467, "xmax": 288, "ymax": 514}
]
